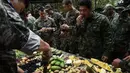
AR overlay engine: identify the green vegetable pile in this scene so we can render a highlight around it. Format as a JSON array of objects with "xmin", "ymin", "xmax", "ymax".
[{"xmin": 48, "ymin": 56, "xmax": 65, "ymax": 72}]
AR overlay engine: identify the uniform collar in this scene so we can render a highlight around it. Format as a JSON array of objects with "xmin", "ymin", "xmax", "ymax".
[
  {"xmin": 86, "ymin": 12, "xmax": 94, "ymax": 22},
  {"xmin": 40, "ymin": 16, "xmax": 48, "ymax": 22}
]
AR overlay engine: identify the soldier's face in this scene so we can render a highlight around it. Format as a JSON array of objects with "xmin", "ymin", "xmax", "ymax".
[
  {"xmin": 11, "ymin": 0, "xmax": 25, "ymax": 13},
  {"xmin": 79, "ymin": 6, "xmax": 91, "ymax": 18},
  {"xmin": 63, "ymin": 4, "xmax": 70, "ymax": 11},
  {"xmin": 39, "ymin": 11, "xmax": 45, "ymax": 17},
  {"xmin": 46, "ymin": 9, "xmax": 53, "ymax": 14},
  {"xmin": 105, "ymin": 9, "xmax": 113, "ymax": 16}
]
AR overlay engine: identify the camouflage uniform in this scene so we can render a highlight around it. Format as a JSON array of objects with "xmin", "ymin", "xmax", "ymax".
[
  {"xmin": 103, "ymin": 4, "xmax": 119, "ymax": 26},
  {"xmin": 103, "ymin": 7, "xmax": 130, "ymax": 62},
  {"xmin": 108, "ymin": 12, "xmax": 119, "ymax": 26},
  {"xmin": 58, "ymin": 8, "xmax": 79, "ymax": 50},
  {"xmin": 48, "ymin": 12, "xmax": 65, "ymax": 49},
  {"xmin": 72, "ymin": 12, "xmax": 112, "ymax": 59},
  {"xmin": 26, "ymin": 14, "xmax": 36, "ymax": 31},
  {"xmin": 0, "ymin": 0, "xmax": 41, "ymax": 73},
  {"xmin": 115, "ymin": 6, "xmax": 125, "ymax": 14},
  {"xmin": 48, "ymin": 12, "xmax": 64, "ymax": 29},
  {"xmin": 65, "ymin": 8, "xmax": 79, "ymax": 26},
  {"xmin": 35, "ymin": 16, "xmax": 56, "ymax": 47},
  {"xmin": 120, "ymin": 58, "xmax": 130, "ymax": 72}
]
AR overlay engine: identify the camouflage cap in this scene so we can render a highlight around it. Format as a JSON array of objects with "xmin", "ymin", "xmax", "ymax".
[
  {"xmin": 115, "ymin": 6, "xmax": 125, "ymax": 10},
  {"xmin": 103, "ymin": 4, "xmax": 114, "ymax": 13},
  {"xmin": 45, "ymin": 4, "xmax": 52, "ymax": 10}
]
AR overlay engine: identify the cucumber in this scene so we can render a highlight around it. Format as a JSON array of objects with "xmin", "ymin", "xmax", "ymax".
[
  {"xmin": 51, "ymin": 60, "xmax": 57, "ymax": 65},
  {"xmin": 56, "ymin": 51, "xmax": 62, "ymax": 55},
  {"xmin": 57, "ymin": 58, "xmax": 64, "ymax": 62},
  {"xmin": 55, "ymin": 61, "xmax": 61, "ymax": 66},
  {"xmin": 50, "ymin": 58, "xmax": 54, "ymax": 62},
  {"xmin": 51, "ymin": 66, "xmax": 61, "ymax": 71},
  {"xmin": 60, "ymin": 62, "xmax": 65, "ymax": 67},
  {"xmin": 49, "ymin": 69, "xmax": 52, "ymax": 72}
]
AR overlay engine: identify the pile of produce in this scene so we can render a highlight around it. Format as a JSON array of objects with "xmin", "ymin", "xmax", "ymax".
[
  {"xmin": 16, "ymin": 48, "xmax": 123, "ymax": 73},
  {"xmin": 48, "ymin": 56, "xmax": 65, "ymax": 72}
]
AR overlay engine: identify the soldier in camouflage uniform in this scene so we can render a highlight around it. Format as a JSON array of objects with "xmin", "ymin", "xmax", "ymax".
[
  {"xmin": 113, "ymin": 5, "xmax": 130, "ymax": 72},
  {"xmin": 61, "ymin": 0, "xmax": 112, "ymax": 59},
  {"xmin": 58, "ymin": 0, "xmax": 79, "ymax": 51},
  {"xmin": 102, "ymin": 4, "xmax": 119, "ymax": 26},
  {"xmin": 34, "ymin": 7, "xmax": 56, "ymax": 47},
  {"xmin": 45, "ymin": 4, "xmax": 65, "ymax": 29},
  {"xmin": 0, "ymin": 0, "xmax": 51, "ymax": 73},
  {"xmin": 26, "ymin": 11, "xmax": 36, "ymax": 31},
  {"xmin": 62, "ymin": 0, "xmax": 79, "ymax": 26},
  {"xmin": 45, "ymin": 5, "xmax": 65, "ymax": 49},
  {"xmin": 102, "ymin": 5, "xmax": 130, "ymax": 63}
]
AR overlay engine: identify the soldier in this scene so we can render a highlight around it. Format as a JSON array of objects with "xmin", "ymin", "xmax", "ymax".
[
  {"xmin": 58, "ymin": 0, "xmax": 79, "ymax": 51},
  {"xmin": 62, "ymin": 0, "xmax": 79, "ymax": 26},
  {"xmin": 102, "ymin": 5, "xmax": 130, "ymax": 63},
  {"xmin": 45, "ymin": 4, "xmax": 65, "ymax": 49},
  {"xmin": 26, "ymin": 11, "xmax": 36, "ymax": 31},
  {"xmin": 61, "ymin": 0, "xmax": 112, "ymax": 59},
  {"xmin": 34, "ymin": 7, "xmax": 56, "ymax": 47},
  {"xmin": 102, "ymin": 4, "xmax": 119, "ymax": 26},
  {"xmin": 0, "ymin": 0, "xmax": 51, "ymax": 73},
  {"xmin": 45, "ymin": 4, "xmax": 65, "ymax": 29}
]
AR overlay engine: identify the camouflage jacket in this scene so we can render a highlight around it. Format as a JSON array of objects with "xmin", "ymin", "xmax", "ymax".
[
  {"xmin": 34, "ymin": 16, "xmax": 56, "ymax": 41},
  {"xmin": 26, "ymin": 14, "xmax": 36, "ymax": 31},
  {"xmin": 110, "ymin": 12, "xmax": 119, "ymax": 27},
  {"xmin": 58, "ymin": 9, "xmax": 79, "ymax": 51},
  {"xmin": 65, "ymin": 8, "xmax": 79, "ymax": 26},
  {"xmin": 120, "ymin": 59, "xmax": 130, "ymax": 72},
  {"xmin": 103, "ymin": 8, "xmax": 130, "ymax": 59},
  {"xmin": 0, "ymin": 0, "xmax": 41, "ymax": 73},
  {"xmin": 104, "ymin": 13, "xmax": 130, "ymax": 59},
  {"xmin": 72, "ymin": 12, "xmax": 112, "ymax": 59},
  {"xmin": 48, "ymin": 12, "xmax": 64, "ymax": 29}
]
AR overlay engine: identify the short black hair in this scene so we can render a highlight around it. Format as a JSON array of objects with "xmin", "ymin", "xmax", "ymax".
[
  {"xmin": 39, "ymin": 7, "xmax": 45, "ymax": 12},
  {"xmin": 79, "ymin": 0, "xmax": 92, "ymax": 9},
  {"xmin": 62, "ymin": 0, "xmax": 72, "ymax": 5}
]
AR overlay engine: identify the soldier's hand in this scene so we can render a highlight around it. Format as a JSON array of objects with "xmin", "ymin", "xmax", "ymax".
[
  {"xmin": 60, "ymin": 24, "xmax": 70, "ymax": 30},
  {"xmin": 38, "ymin": 40, "xmax": 52, "ymax": 61},
  {"xmin": 46, "ymin": 28, "xmax": 56, "ymax": 32},
  {"xmin": 60, "ymin": 31, "xmax": 69, "ymax": 38},
  {"xmin": 123, "ymin": 55, "xmax": 130, "ymax": 61},
  {"xmin": 102, "ymin": 56, "xmax": 108, "ymax": 62},
  {"xmin": 39, "ymin": 28, "xmax": 47, "ymax": 32},
  {"xmin": 17, "ymin": 67, "xmax": 24, "ymax": 73},
  {"xmin": 112, "ymin": 58, "xmax": 121, "ymax": 68},
  {"xmin": 76, "ymin": 15, "xmax": 84, "ymax": 26}
]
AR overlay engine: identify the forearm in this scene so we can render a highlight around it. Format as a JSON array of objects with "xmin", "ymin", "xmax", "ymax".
[{"xmin": 17, "ymin": 67, "xmax": 24, "ymax": 73}]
